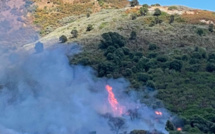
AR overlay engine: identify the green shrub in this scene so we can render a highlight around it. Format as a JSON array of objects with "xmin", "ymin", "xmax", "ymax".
[
  {"xmin": 166, "ymin": 120, "xmax": 175, "ymax": 131},
  {"xmin": 208, "ymin": 52, "xmax": 215, "ymax": 60},
  {"xmin": 137, "ymin": 73, "xmax": 149, "ymax": 82},
  {"xmin": 130, "ymin": 31, "xmax": 137, "ymax": 40},
  {"xmin": 169, "ymin": 60, "xmax": 183, "ymax": 71},
  {"xmin": 130, "ymin": 0, "xmax": 139, "ymax": 7},
  {"xmin": 169, "ymin": 15, "xmax": 175, "ymax": 24},
  {"xmin": 86, "ymin": 13, "xmax": 90, "ymax": 18},
  {"xmin": 196, "ymin": 28, "xmax": 204, "ymax": 36},
  {"xmin": 182, "ymin": 55, "xmax": 189, "ymax": 61},
  {"xmin": 140, "ymin": 6, "xmax": 148, "ymax": 16},
  {"xmin": 104, "ymin": 46, "xmax": 117, "ymax": 56},
  {"xmin": 71, "ymin": 29, "xmax": 78, "ymax": 38},
  {"xmin": 206, "ymin": 63, "xmax": 215, "ymax": 72},
  {"xmin": 131, "ymin": 13, "xmax": 137, "ymax": 20},
  {"xmin": 147, "ymin": 52, "xmax": 157, "ymax": 58},
  {"xmin": 114, "ymin": 48, "xmax": 124, "ymax": 59},
  {"xmin": 209, "ymin": 24, "xmax": 214, "ymax": 32},
  {"xmin": 191, "ymin": 52, "xmax": 202, "ymax": 59},
  {"xmin": 59, "ymin": 35, "xmax": 67, "ymax": 43},
  {"xmin": 100, "ymin": 32, "xmax": 126, "ymax": 49},
  {"xmin": 146, "ymin": 80, "xmax": 156, "ymax": 89},
  {"xmin": 122, "ymin": 47, "xmax": 130, "ymax": 55},
  {"xmin": 154, "ymin": 8, "xmax": 161, "ymax": 17},
  {"xmin": 106, "ymin": 53, "xmax": 114, "ymax": 60},
  {"xmin": 157, "ymin": 55, "xmax": 168, "ymax": 62},
  {"xmin": 123, "ymin": 68, "xmax": 132, "ymax": 76},
  {"xmin": 168, "ymin": 6, "xmax": 178, "ymax": 10},
  {"xmin": 148, "ymin": 44, "xmax": 157, "ymax": 50},
  {"xmin": 142, "ymin": 4, "xmax": 149, "ymax": 7},
  {"xmin": 189, "ymin": 58, "xmax": 200, "ymax": 64},
  {"xmin": 86, "ymin": 24, "xmax": 94, "ymax": 31}
]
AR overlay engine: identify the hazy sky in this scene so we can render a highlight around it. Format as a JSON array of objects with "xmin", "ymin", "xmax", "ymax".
[{"xmin": 138, "ymin": 0, "xmax": 215, "ymax": 11}]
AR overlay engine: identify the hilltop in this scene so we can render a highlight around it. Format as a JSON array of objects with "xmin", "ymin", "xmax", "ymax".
[{"xmin": 30, "ymin": 1, "xmax": 215, "ymax": 134}]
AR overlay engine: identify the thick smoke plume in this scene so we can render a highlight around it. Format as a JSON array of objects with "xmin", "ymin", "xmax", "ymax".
[
  {"xmin": 0, "ymin": 43, "xmax": 169, "ymax": 134},
  {"xmin": 0, "ymin": 0, "xmax": 170, "ymax": 134}
]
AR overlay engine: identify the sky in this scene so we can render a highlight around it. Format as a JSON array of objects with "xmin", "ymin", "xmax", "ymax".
[{"xmin": 138, "ymin": 0, "xmax": 215, "ymax": 11}]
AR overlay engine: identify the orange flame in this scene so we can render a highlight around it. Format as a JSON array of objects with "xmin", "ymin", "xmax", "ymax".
[
  {"xmin": 177, "ymin": 128, "xmax": 182, "ymax": 131},
  {"xmin": 105, "ymin": 85, "xmax": 123, "ymax": 116},
  {"xmin": 155, "ymin": 111, "xmax": 163, "ymax": 116}
]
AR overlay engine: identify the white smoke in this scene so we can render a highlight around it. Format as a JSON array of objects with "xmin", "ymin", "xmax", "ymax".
[
  {"xmin": 0, "ymin": 0, "xmax": 170, "ymax": 133},
  {"xmin": 0, "ymin": 43, "xmax": 169, "ymax": 134}
]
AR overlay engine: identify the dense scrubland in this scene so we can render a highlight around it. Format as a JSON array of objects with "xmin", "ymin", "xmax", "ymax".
[{"xmin": 32, "ymin": 0, "xmax": 215, "ymax": 133}]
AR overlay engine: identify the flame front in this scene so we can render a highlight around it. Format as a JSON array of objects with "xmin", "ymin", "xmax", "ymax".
[
  {"xmin": 155, "ymin": 111, "xmax": 163, "ymax": 116},
  {"xmin": 177, "ymin": 128, "xmax": 182, "ymax": 131},
  {"xmin": 105, "ymin": 85, "xmax": 123, "ymax": 116}
]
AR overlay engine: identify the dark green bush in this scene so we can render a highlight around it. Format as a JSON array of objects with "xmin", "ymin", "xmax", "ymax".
[
  {"xmin": 130, "ymin": 0, "xmax": 139, "ymax": 7},
  {"xmin": 139, "ymin": 6, "xmax": 148, "ymax": 16},
  {"xmin": 147, "ymin": 52, "xmax": 157, "ymax": 58},
  {"xmin": 86, "ymin": 24, "xmax": 94, "ymax": 31},
  {"xmin": 182, "ymin": 55, "xmax": 189, "ymax": 61},
  {"xmin": 196, "ymin": 28, "xmax": 204, "ymax": 36},
  {"xmin": 71, "ymin": 29, "xmax": 78, "ymax": 38},
  {"xmin": 206, "ymin": 63, "xmax": 215, "ymax": 72},
  {"xmin": 104, "ymin": 46, "xmax": 117, "ymax": 56},
  {"xmin": 166, "ymin": 120, "xmax": 175, "ymax": 131},
  {"xmin": 122, "ymin": 47, "xmax": 130, "ymax": 55},
  {"xmin": 154, "ymin": 8, "xmax": 161, "ymax": 17},
  {"xmin": 130, "ymin": 31, "xmax": 137, "ymax": 40},
  {"xmin": 137, "ymin": 73, "xmax": 149, "ymax": 82},
  {"xmin": 106, "ymin": 53, "xmax": 114, "ymax": 60},
  {"xmin": 157, "ymin": 55, "xmax": 168, "ymax": 62},
  {"xmin": 114, "ymin": 48, "xmax": 124, "ymax": 59},
  {"xmin": 169, "ymin": 15, "xmax": 175, "ymax": 24},
  {"xmin": 209, "ymin": 24, "xmax": 214, "ymax": 32},
  {"xmin": 146, "ymin": 80, "xmax": 156, "ymax": 89},
  {"xmin": 169, "ymin": 60, "xmax": 183, "ymax": 71},
  {"xmin": 59, "ymin": 35, "xmax": 67, "ymax": 43},
  {"xmin": 131, "ymin": 13, "xmax": 137, "ymax": 20},
  {"xmin": 208, "ymin": 52, "xmax": 215, "ymax": 60},
  {"xmin": 191, "ymin": 52, "xmax": 202, "ymax": 59},
  {"xmin": 189, "ymin": 58, "xmax": 199, "ymax": 64},
  {"xmin": 148, "ymin": 44, "xmax": 157, "ymax": 50},
  {"xmin": 100, "ymin": 32, "xmax": 126, "ymax": 49}
]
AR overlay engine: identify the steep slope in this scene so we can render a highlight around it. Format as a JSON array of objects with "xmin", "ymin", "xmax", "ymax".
[{"xmin": 30, "ymin": 3, "xmax": 215, "ymax": 134}]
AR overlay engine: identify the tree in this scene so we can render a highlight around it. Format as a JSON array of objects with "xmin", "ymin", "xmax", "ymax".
[
  {"xmin": 169, "ymin": 60, "xmax": 182, "ymax": 71},
  {"xmin": 165, "ymin": 120, "xmax": 175, "ymax": 131},
  {"xmin": 209, "ymin": 24, "xmax": 214, "ymax": 32},
  {"xmin": 59, "ymin": 35, "xmax": 67, "ymax": 43},
  {"xmin": 169, "ymin": 15, "xmax": 175, "ymax": 24},
  {"xmin": 108, "ymin": 117, "xmax": 127, "ymax": 134},
  {"xmin": 130, "ymin": 0, "xmax": 139, "ymax": 7},
  {"xmin": 142, "ymin": 4, "xmax": 149, "ymax": 8},
  {"xmin": 131, "ymin": 13, "xmax": 137, "ymax": 20},
  {"xmin": 71, "ymin": 29, "xmax": 78, "ymax": 38},
  {"xmin": 86, "ymin": 24, "xmax": 93, "ymax": 31},
  {"xmin": 86, "ymin": 12, "xmax": 90, "ymax": 18},
  {"xmin": 130, "ymin": 31, "xmax": 137, "ymax": 40},
  {"xmin": 139, "ymin": 6, "xmax": 148, "ymax": 16},
  {"xmin": 153, "ymin": 8, "xmax": 161, "ymax": 17},
  {"xmin": 196, "ymin": 28, "xmax": 204, "ymax": 36},
  {"xmin": 206, "ymin": 63, "xmax": 215, "ymax": 72},
  {"xmin": 148, "ymin": 44, "xmax": 157, "ymax": 50}
]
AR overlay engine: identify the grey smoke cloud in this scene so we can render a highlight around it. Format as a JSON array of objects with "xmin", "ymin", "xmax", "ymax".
[
  {"xmin": 0, "ymin": 43, "xmax": 169, "ymax": 134},
  {"xmin": 0, "ymin": 0, "xmax": 170, "ymax": 133}
]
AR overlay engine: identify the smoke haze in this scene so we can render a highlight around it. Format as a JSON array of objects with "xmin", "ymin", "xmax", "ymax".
[{"xmin": 0, "ymin": 0, "xmax": 170, "ymax": 134}]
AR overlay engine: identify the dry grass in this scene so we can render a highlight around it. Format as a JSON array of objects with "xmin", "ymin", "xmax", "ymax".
[{"xmin": 182, "ymin": 10, "xmax": 215, "ymax": 24}]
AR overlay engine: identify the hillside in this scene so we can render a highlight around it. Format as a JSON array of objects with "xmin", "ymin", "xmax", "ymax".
[{"xmin": 30, "ymin": 1, "xmax": 215, "ymax": 134}]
